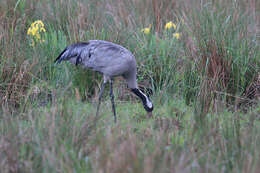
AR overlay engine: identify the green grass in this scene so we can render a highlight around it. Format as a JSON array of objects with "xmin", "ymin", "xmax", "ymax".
[{"xmin": 0, "ymin": 0, "xmax": 259, "ymax": 172}]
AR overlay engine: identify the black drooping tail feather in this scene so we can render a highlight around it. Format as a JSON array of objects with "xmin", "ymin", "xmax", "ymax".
[
  {"xmin": 54, "ymin": 48, "xmax": 68, "ymax": 64},
  {"xmin": 54, "ymin": 42, "xmax": 90, "ymax": 64}
]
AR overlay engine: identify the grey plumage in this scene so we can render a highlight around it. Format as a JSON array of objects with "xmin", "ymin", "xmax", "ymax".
[{"xmin": 55, "ymin": 40, "xmax": 153, "ymax": 122}]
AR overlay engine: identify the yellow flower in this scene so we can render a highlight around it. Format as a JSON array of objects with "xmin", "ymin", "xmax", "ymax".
[
  {"xmin": 27, "ymin": 20, "xmax": 46, "ymax": 36},
  {"xmin": 165, "ymin": 21, "xmax": 176, "ymax": 30},
  {"xmin": 27, "ymin": 27, "xmax": 32, "ymax": 35},
  {"xmin": 141, "ymin": 24, "xmax": 151, "ymax": 34},
  {"xmin": 40, "ymin": 27, "xmax": 46, "ymax": 32},
  {"xmin": 32, "ymin": 20, "xmax": 44, "ymax": 28},
  {"xmin": 30, "ymin": 26, "xmax": 38, "ymax": 36},
  {"xmin": 27, "ymin": 20, "xmax": 46, "ymax": 45},
  {"xmin": 173, "ymin": 32, "xmax": 181, "ymax": 39}
]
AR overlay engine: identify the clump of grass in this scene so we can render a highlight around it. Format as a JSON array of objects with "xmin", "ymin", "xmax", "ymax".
[
  {"xmin": 136, "ymin": 27, "xmax": 183, "ymax": 94},
  {"xmin": 1, "ymin": 98, "xmax": 260, "ymax": 172},
  {"xmin": 0, "ymin": 0, "xmax": 259, "ymax": 172},
  {"xmin": 181, "ymin": 0, "xmax": 259, "ymax": 115}
]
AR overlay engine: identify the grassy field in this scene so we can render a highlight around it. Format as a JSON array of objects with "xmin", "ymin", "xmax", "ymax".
[{"xmin": 0, "ymin": 0, "xmax": 259, "ymax": 172}]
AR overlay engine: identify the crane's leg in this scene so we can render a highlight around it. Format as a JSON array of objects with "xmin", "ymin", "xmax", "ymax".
[
  {"xmin": 110, "ymin": 80, "xmax": 117, "ymax": 123},
  {"xmin": 96, "ymin": 81, "xmax": 106, "ymax": 118}
]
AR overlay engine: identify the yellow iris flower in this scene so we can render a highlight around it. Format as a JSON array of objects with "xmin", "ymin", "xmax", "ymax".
[
  {"xmin": 173, "ymin": 32, "xmax": 181, "ymax": 39},
  {"xmin": 27, "ymin": 20, "xmax": 46, "ymax": 46},
  {"xmin": 141, "ymin": 24, "xmax": 151, "ymax": 34},
  {"xmin": 165, "ymin": 21, "xmax": 177, "ymax": 30}
]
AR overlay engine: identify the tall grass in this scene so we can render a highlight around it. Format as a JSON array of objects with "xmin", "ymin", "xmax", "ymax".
[{"xmin": 0, "ymin": 0, "xmax": 259, "ymax": 172}]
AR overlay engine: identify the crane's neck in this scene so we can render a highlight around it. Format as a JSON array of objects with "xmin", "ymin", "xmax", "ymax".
[{"xmin": 131, "ymin": 88, "xmax": 153, "ymax": 112}]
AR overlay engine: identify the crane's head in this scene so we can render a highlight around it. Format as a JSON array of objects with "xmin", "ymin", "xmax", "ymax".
[
  {"xmin": 143, "ymin": 96, "xmax": 153, "ymax": 112},
  {"xmin": 131, "ymin": 88, "xmax": 153, "ymax": 113},
  {"xmin": 142, "ymin": 93, "xmax": 153, "ymax": 119}
]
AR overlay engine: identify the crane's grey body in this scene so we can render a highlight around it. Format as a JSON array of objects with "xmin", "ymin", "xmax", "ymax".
[{"xmin": 55, "ymin": 40, "xmax": 153, "ymax": 122}]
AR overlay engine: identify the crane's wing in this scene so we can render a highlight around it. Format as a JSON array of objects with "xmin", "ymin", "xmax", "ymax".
[
  {"xmin": 55, "ymin": 40, "xmax": 136, "ymax": 78},
  {"xmin": 85, "ymin": 42, "xmax": 136, "ymax": 77}
]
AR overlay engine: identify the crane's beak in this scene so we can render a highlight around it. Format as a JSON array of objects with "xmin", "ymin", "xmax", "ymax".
[{"xmin": 147, "ymin": 112, "xmax": 153, "ymax": 118}]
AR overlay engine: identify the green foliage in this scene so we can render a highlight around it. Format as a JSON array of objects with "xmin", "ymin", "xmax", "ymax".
[
  {"xmin": 136, "ymin": 33, "xmax": 182, "ymax": 93},
  {"xmin": 0, "ymin": 0, "xmax": 259, "ymax": 172}
]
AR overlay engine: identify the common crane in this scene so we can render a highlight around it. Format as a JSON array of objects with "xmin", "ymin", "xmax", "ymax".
[{"xmin": 55, "ymin": 40, "xmax": 153, "ymax": 122}]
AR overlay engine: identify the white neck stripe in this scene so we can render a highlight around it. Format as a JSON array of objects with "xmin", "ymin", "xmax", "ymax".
[{"xmin": 139, "ymin": 89, "xmax": 153, "ymax": 109}]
